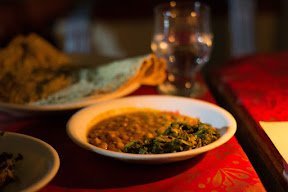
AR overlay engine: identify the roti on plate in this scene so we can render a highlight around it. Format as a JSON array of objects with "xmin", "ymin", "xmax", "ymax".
[{"xmin": 0, "ymin": 34, "xmax": 166, "ymax": 105}]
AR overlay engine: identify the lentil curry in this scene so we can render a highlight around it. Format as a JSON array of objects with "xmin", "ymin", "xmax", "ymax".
[{"xmin": 87, "ymin": 108, "xmax": 220, "ymax": 154}]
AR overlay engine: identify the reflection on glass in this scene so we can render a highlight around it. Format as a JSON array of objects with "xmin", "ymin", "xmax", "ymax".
[{"xmin": 151, "ymin": 1, "xmax": 213, "ymax": 97}]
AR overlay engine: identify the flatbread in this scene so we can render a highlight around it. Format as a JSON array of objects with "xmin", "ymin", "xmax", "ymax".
[
  {"xmin": 0, "ymin": 34, "xmax": 166, "ymax": 105},
  {"xmin": 33, "ymin": 54, "xmax": 166, "ymax": 105}
]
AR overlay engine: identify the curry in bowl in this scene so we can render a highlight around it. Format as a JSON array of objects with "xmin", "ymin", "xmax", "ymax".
[
  {"xmin": 67, "ymin": 95, "xmax": 237, "ymax": 163},
  {"xmin": 87, "ymin": 108, "xmax": 220, "ymax": 154}
]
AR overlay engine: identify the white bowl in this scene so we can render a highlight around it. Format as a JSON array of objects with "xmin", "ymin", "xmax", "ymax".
[
  {"xmin": 67, "ymin": 95, "xmax": 237, "ymax": 164},
  {"xmin": 0, "ymin": 132, "xmax": 60, "ymax": 192}
]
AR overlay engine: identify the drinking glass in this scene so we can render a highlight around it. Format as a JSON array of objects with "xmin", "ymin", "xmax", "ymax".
[{"xmin": 151, "ymin": 1, "xmax": 213, "ymax": 97}]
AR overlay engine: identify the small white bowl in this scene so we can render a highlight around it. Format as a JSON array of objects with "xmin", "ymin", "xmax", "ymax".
[
  {"xmin": 67, "ymin": 95, "xmax": 237, "ymax": 164},
  {"xmin": 0, "ymin": 132, "xmax": 60, "ymax": 192}
]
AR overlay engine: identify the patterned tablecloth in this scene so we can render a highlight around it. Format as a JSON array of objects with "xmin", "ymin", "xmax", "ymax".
[
  {"xmin": 207, "ymin": 51, "xmax": 288, "ymax": 190},
  {"xmin": 0, "ymin": 85, "xmax": 266, "ymax": 192},
  {"xmin": 216, "ymin": 52, "xmax": 288, "ymax": 122},
  {"xmin": 211, "ymin": 52, "xmax": 288, "ymax": 152}
]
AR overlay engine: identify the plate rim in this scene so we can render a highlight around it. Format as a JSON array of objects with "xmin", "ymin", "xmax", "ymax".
[{"xmin": 0, "ymin": 82, "xmax": 140, "ymax": 112}]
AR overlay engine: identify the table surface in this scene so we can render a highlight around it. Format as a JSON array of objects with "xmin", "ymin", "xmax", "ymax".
[
  {"xmin": 205, "ymin": 51, "xmax": 288, "ymax": 192},
  {"xmin": 0, "ymin": 83, "xmax": 266, "ymax": 192}
]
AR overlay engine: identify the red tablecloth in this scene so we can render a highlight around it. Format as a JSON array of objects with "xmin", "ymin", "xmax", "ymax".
[
  {"xmin": 0, "ymin": 86, "xmax": 266, "ymax": 192},
  {"xmin": 217, "ymin": 52, "xmax": 288, "ymax": 122},
  {"xmin": 211, "ymin": 51, "xmax": 288, "ymax": 189},
  {"xmin": 214, "ymin": 52, "xmax": 288, "ymax": 153}
]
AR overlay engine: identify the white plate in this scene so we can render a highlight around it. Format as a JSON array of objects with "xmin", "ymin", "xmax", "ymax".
[
  {"xmin": 0, "ymin": 132, "xmax": 60, "ymax": 192},
  {"xmin": 66, "ymin": 95, "xmax": 237, "ymax": 164},
  {"xmin": 0, "ymin": 54, "xmax": 140, "ymax": 115},
  {"xmin": 0, "ymin": 82, "xmax": 139, "ymax": 114}
]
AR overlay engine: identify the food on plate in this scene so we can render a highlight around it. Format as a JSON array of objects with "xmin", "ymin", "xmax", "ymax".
[
  {"xmin": 87, "ymin": 108, "xmax": 220, "ymax": 153},
  {"xmin": 0, "ymin": 33, "xmax": 72, "ymax": 104},
  {"xmin": 0, "ymin": 152, "xmax": 23, "ymax": 189},
  {"xmin": 34, "ymin": 54, "xmax": 166, "ymax": 105},
  {"xmin": 0, "ymin": 34, "xmax": 166, "ymax": 105}
]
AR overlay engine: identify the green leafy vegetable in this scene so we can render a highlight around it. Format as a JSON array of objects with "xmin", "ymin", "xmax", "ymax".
[{"xmin": 122, "ymin": 121, "xmax": 220, "ymax": 154}]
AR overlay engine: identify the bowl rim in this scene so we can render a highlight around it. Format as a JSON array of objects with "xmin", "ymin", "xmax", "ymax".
[{"xmin": 0, "ymin": 132, "xmax": 60, "ymax": 192}]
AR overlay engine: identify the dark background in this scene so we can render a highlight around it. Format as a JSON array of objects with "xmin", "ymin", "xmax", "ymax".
[{"xmin": 0, "ymin": 0, "xmax": 287, "ymax": 72}]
